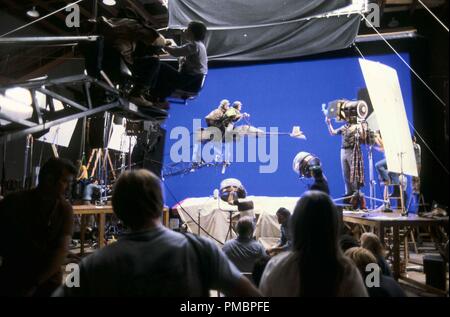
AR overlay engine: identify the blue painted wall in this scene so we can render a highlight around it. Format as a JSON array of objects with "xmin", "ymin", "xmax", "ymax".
[{"xmin": 162, "ymin": 53, "xmax": 414, "ymax": 207}]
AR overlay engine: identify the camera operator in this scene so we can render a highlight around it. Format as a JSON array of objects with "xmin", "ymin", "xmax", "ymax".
[
  {"xmin": 310, "ymin": 166, "xmax": 330, "ymax": 195},
  {"xmin": 220, "ymin": 178, "xmax": 255, "ymax": 221},
  {"xmin": 325, "ymin": 111, "xmax": 366, "ymax": 200}
]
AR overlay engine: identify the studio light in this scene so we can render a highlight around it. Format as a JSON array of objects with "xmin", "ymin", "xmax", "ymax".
[
  {"xmin": 0, "ymin": 88, "xmax": 33, "ymax": 125},
  {"xmin": 4, "ymin": 87, "xmax": 32, "ymax": 106},
  {"xmin": 292, "ymin": 152, "xmax": 321, "ymax": 178},
  {"xmin": 323, "ymin": 99, "xmax": 369, "ymax": 124},
  {"xmin": 26, "ymin": 6, "xmax": 40, "ymax": 18},
  {"xmin": 102, "ymin": 0, "xmax": 117, "ymax": 6}
]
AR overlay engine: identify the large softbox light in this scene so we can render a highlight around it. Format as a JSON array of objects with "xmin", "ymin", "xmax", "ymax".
[
  {"xmin": 37, "ymin": 119, "xmax": 78, "ymax": 148},
  {"xmin": 359, "ymin": 58, "xmax": 417, "ymax": 177}
]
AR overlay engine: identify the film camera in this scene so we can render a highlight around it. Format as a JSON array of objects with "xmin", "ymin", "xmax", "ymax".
[
  {"xmin": 219, "ymin": 178, "xmax": 247, "ymax": 202},
  {"xmin": 323, "ymin": 99, "xmax": 369, "ymax": 124}
]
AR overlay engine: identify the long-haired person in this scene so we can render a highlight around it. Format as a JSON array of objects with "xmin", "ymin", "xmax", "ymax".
[
  {"xmin": 360, "ymin": 232, "xmax": 392, "ymax": 277},
  {"xmin": 345, "ymin": 247, "xmax": 405, "ymax": 297},
  {"xmin": 259, "ymin": 191, "xmax": 367, "ymax": 297}
]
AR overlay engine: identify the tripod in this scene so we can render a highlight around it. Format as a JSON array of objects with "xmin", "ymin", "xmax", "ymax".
[
  {"xmin": 367, "ymin": 144, "xmax": 377, "ymax": 209},
  {"xmin": 218, "ymin": 192, "xmax": 237, "ymax": 242},
  {"xmin": 398, "ymin": 152, "xmax": 407, "ymax": 216},
  {"xmin": 224, "ymin": 210, "xmax": 235, "ymax": 241}
]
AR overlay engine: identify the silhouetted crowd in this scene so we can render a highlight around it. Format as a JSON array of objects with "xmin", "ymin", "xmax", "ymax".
[{"xmin": 0, "ymin": 158, "xmax": 407, "ymax": 297}]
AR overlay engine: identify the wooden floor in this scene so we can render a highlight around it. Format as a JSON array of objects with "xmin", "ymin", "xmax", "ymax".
[
  {"xmin": 399, "ymin": 250, "xmax": 449, "ymax": 297},
  {"xmin": 400, "ymin": 271, "xmax": 448, "ymax": 297}
]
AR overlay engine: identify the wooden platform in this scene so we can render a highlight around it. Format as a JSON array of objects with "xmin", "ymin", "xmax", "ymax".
[
  {"xmin": 72, "ymin": 205, "xmax": 114, "ymax": 255},
  {"xmin": 343, "ymin": 211, "xmax": 448, "ymax": 295}
]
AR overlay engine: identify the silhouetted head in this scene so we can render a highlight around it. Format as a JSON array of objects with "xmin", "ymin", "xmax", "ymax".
[
  {"xmin": 186, "ymin": 21, "xmax": 207, "ymax": 41},
  {"xmin": 360, "ymin": 232, "xmax": 384, "ymax": 258},
  {"xmin": 112, "ymin": 169, "xmax": 163, "ymax": 231},
  {"xmin": 339, "ymin": 234, "xmax": 360, "ymax": 253},
  {"xmin": 38, "ymin": 158, "xmax": 77, "ymax": 196},
  {"xmin": 276, "ymin": 207, "xmax": 290, "ymax": 225},
  {"xmin": 236, "ymin": 216, "xmax": 254, "ymax": 239},
  {"xmin": 344, "ymin": 247, "xmax": 378, "ymax": 277},
  {"xmin": 291, "ymin": 191, "xmax": 345, "ymax": 296}
]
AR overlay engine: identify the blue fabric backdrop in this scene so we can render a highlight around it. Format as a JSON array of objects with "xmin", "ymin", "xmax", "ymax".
[{"xmin": 162, "ymin": 53, "xmax": 414, "ymax": 207}]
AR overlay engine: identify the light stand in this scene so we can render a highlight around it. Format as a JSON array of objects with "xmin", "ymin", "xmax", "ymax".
[
  {"xmin": 118, "ymin": 129, "xmax": 127, "ymax": 174},
  {"xmin": 217, "ymin": 192, "xmax": 236, "ymax": 242},
  {"xmin": 224, "ymin": 209, "xmax": 234, "ymax": 241},
  {"xmin": 119, "ymin": 150, "xmax": 126, "ymax": 174},
  {"xmin": 128, "ymin": 135, "xmax": 133, "ymax": 171},
  {"xmin": 367, "ymin": 144, "xmax": 377, "ymax": 210},
  {"xmin": 398, "ymin": 152, "xmax": 407, "ymax": 216},
  {"xmin": 79, "ymin": 117, "xmax": 87, "ymax": 165},
  {"xmin": 22, "ymin": 134, "xmax": 33, "ymax": 189},
  {"xmin": 98, "ymin": 112, "xmax": 113, "ymax": 205}
]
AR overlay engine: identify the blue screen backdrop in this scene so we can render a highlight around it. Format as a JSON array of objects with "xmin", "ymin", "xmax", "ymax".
[{"xmin": 162, "ymin": 54, "xmax": 413, "ymax": 207}]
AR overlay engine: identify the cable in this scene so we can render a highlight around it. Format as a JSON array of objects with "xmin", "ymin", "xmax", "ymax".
[
  {"xmin": 353, "ymin": 43, "xmax": 366, "ymax": 60},
  {"xmin": 360, "ymin": 14, "xmax": 446, "ymax": 107},
  {"xmin": 163, "ymin": 181, "xmax": 225, "ymax": 245},
  {"xmin": 0, "ymin": 0, "xmax": 85, "ymax": 38},
  {"xmin": 417, "ymin": 0, "xmax": 449, "ymax": 33},
  {"xmin": 408, "ymin": 121, "xmax": 449, "ymax": 175}
]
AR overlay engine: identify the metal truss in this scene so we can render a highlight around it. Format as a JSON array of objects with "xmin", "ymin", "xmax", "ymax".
[{"xmin": 0, "ymin": 74, "xmax": 168, "ymax": 144}]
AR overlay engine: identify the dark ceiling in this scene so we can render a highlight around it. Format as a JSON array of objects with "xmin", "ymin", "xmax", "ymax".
[
  {"xmin": 0, "ymin": 0, "xmax": 448, "ymax": 85},
  {"xmin": 0, "ymin": 0, "xmax": 168, "ymax": 84}
]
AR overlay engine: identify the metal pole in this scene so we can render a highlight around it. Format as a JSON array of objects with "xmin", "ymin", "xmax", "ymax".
[
  {"xmin": 22, "ymin": 135, "xmax": 31, "ymax": 189},
  {"xmin": 399, "ymin": 152, "xmax": 406, "ymax": 216},
  {"xmin": 197, "ymin": 211, "xmax": 201, "ymax": 236},
  {"xmin": 128, "ymin": 136, "xmax": 132, "ymax": 171},
  {"xmin": 1, "ymin": 142, "xmax": 7, "ymax": 196},
  {"xmin": 80, "ymin": 117, "xmax": 87, "ymax": 162},
  {"xmin": 29, "ymin": 136, "xmax": 34, "ymax": 183},
  {"xmin": 90, "ymin": 0, "xmax": 99, "ymax": 23},
  {"xmin": 102, "ymin": 112, "xmax": 110, "ymax": 204},
  {"xmin": 0, "ymin": 36, "xmax": 99, "ymax": 44},
  {"xmin": 368, "ymin": 145, "xmax": 376, "ymax": 210}
]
